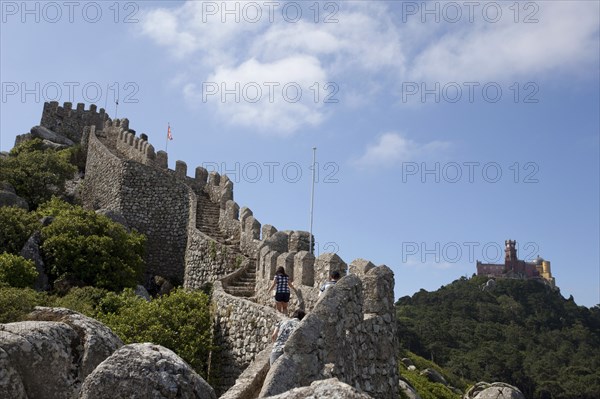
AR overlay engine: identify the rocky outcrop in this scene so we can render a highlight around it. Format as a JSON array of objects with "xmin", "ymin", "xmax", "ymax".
[
  {"xmin": 398, "ymin": 379, "xmax": 421, "ymax": 399},
  {"xmin": 0, "ymin": 321, "xmax": 78, "ymax": 399},
  {"xmin": 134, "ymin": 284, "xmax": 152, "ymax": 301},
  {"xmin": 263, "ymin": 378, "xmax": 373, "ymax": 399},
  {"xmin": 0, "ymin": 307, "xmax": 122, "ymax": 399},
  {"xmin": 30, "ymin": 125, "xmax": 75, "ymax": 147},
  {"xmin": 0, "ymin": 181, "xmax": 28, "ymax": 210},
  {"xmin": 464, "ymin": 382, "xmax": 525, "ymax": 399},
  {"xmin": 20, "ymin": 232, "xmax": 49, "ymax": 291},
  {"xmin": 95, "ymin": 209, "xmax": 130, "ymax": 231},
  {"xmin": 27, "ymin": 307, "xmax": 123, "ymax": 377},
  {"xmin": 79, "ymin": 343, "xmax": 216, "ymax": 399},
  {"xmin": 420, "ymin": 368, "xmax": 447, "ymax": 385}
]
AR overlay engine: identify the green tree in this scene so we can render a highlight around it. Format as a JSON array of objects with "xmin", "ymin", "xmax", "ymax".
[
  {"xmin": 37, "ymin": 198, "xmax": 146, "ymax": 291},
  {"xmin": 0, "ymin": 206, "xmax": 40, "ymax": 254},
  {"xmin": 50, "ymin": 286, "xmax": 109, "ymax": 317},
  {"xmin": 0, "ymin": 139, "xmax": 76, "ymax": 209},
  {"xmin": 0, "ymin": 253, "xmax": 38, "ymax": 288},
  {"xmin": 98, "ymin": 288, "xmax": 213, "ymax": 378},
  {"xmin": 0, "ymin": 286, "xmax": 47, "ymax": 323}
]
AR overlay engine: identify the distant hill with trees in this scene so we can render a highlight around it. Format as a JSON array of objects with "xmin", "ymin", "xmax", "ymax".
[{"xmin": 396, "ymin": 275, "xmax": 600, "ymax": 398}]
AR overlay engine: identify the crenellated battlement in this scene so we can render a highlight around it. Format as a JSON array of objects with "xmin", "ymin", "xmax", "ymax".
[
  {"xmin": 45, "ymin": 101, "xmax": 290, "ymax": 261},
  {"xmin": 43, "ymin": 100, "xmax": 105, "ymax": 117},
  {"xmin": 112, "ymin": 124, "xmax": 157, "ymax": 165},
  {"xmin": 41, "ymin": 101, "xmax": 109, "ymax": 143}
]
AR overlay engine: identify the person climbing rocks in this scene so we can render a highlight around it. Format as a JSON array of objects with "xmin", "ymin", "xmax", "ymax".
[
  {"xmin": 319, "ymin": 270, "xmax": 341, "ymax": 296},
  {"xmin": 270, "ymin": 309, "xmax": 306, "ymax": 365},
  {"xmin": 268, "ymin": 266, "xmax": 295, "ymax": 314}
]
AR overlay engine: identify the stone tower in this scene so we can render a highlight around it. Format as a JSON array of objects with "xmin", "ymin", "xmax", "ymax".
[{"xmin": 504, "ymin": 239, "xmax": 517, "ymax": 261}]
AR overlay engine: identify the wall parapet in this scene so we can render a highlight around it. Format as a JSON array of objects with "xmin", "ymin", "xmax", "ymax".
[
  {"xmin": 219, "ymin": 345, "xmax": 273, "ymax": 399},
  {"xmin": 83, "ymin": 126, "xmax": 194, "ymax": 284},
  {"xmin": 211, "ymin": 281, "xmax": 284, "ymax": 396},
  {"xmin": 184, "ymin": 229, "xmax": 247, "ymax": 290},
  {"xmin": 110, "ymin": 122, "xmax": 157, "ymax": 165},
  {"xmin": 259, "ymin": 266, "xmax": 399, "ymax": 399},
  {"xmin": 41, "ymin": 101, "xmax": 109, "ymax": 143}
]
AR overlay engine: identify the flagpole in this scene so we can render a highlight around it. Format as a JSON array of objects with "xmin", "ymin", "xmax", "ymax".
[
  {"xmin": 309, "ymin": 147, "xmax": 317, "ymax": 255},
  {"xmin": 114, "ymin": 99, "xmax": 119, "ymax": 119},
  {"xmin": 165, "ymin": 122, "xmax": 170, "ymax": 152}
]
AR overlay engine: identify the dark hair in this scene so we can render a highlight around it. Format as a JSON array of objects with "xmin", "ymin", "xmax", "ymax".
[
  {"xmin": 276, "ymin": 266, "xmax": 287, "ymax": 277},
  {"xmin": 292, "ymin": 309, "xmax": 306, "ymax": 321},
  {"xmin": 331, "ymin": 271, "xmax": 341, "ymax": 280}
]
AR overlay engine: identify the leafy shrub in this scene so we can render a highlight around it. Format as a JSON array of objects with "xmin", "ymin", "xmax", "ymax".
[
  {"xmin": 0, "ymin": 139, "xmax": 76, "ymax": 209},
  {"xmin": 399, "ymin": 366, "xmax": 461, "ymax": 399},
  {"xmin": 0, "ymin": 253, "xmax": 38, "ymax": 288},
  {"xmin": 3, "ymin": 284, "xmax": 214, "ymax": 383},
  {"xmin": 67, "ymin": 144, "xmax": 87, "ymax": 173},
  {"xmin": 0, "ymin": 206, "xmax": 40, "ymax": 254},
  {"xmin": 50, "ymin": 286, "xmax": 109, "ymax": 317},
  {"xmin": 0, "ymin": 286, "xmax": 47, "ymax": 323},
  {"xmin": 37, "ymin": 198, "xmax": 146, "ymax": 291},
  {"xmin": 98, "ymin": 288, "xmax": 213, "ymax": 378}
]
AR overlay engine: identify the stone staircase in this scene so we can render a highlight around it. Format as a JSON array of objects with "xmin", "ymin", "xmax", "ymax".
[
  {"xmin": 223, "ymin": 259, "xmax": 257, "ymax": 298},
  {"xmin": 197, "ymin": 191, "xmax": 228, "ymax": 242},
  {"xmin": 196, "ymin": 190, "xmax": 256, "ymax": 297}
]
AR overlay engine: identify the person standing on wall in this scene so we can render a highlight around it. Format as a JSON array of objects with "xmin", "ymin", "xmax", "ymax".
[
  {"xmin": 319, "ymin": 270, "xmax": 341, "ymax": 296},
  {"xmin": 268, "ymin": 266, "xmax": 295, "ymax": 315}
]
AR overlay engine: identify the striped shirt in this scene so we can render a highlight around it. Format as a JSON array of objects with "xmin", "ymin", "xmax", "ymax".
[{"xmin": 275, "ymin": 274, "xmax": 289, "ymax": 293}]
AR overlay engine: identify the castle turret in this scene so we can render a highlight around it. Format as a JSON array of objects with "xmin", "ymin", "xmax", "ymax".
[
  {"xmin": 541, "ymin": 260, "xmax": 555, "ymax": 286},
  {"xmin": 505, "ymin": 239, "xmax": 517, "ymax": 262},
  {"xmin": 504, "ymin": 239, "xmax": 518, "ymax": 274}
]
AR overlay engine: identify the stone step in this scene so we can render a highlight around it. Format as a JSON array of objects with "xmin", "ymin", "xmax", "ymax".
[
  {"xmin": 225, "ymin": 287, "xmax": 254, "ymax": 297},
  {"xmin": 230, "ymin": 283, "xmax": 255, "ymax": 290},
  {"xmin": 234, "ymin": 282, "xmax": 255, "ymax": 288}
]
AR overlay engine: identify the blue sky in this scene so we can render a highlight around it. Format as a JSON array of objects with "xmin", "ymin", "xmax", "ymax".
[{"xmin": 1, "ymin": 1, "xmax": 598, "ymax": 307}]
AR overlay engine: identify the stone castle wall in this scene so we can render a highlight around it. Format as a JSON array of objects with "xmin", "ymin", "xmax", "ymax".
[
  {"xmin": 118, "ymin": 159, "xmax": 191, "ymax": 284},
  {"xmin": 82, "ymin": 115, "xmax": 265, "ymax": 286},
  {"xmin": 82, "ymin": 127, "xmax": 192, "ymax": 284},
  {"xmin": 252, "ymin": 232, "xmax": 343, "ymax": 314},
  {"xmin": 184, "ymin": 230, "xmax": 248, "ymax": 290},
  {"xmin": 115, "ymin": 127, "xmax": 157, "ymax": 166},
  {"xmin": 211, "ymin": 281, "xmax": 284, "ymax": 395},
  {"xmin": 41, "ymin": 101, "xmax": 109, "ymax": 143},
  {"xmin": 81, "ymin": 126, "xmax": 126, "ymax": 211},
  {"xmin": 259, "ymin": 265, "xmax": 399, "ymax": 399}
]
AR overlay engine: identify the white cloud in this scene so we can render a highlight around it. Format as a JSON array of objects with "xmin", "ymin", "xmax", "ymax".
[
  {"xmin": 139, "ymin": 1, "xmax": 270, "ymax": 65},
  {"xmin": 138, "ymin": 1, "xmax": 407, "ymax": 135},
  {"xmin": 354, "ymin": 132, "xmax": 451, "ymax": 168},
  {"xmin": 408, "ymin": 1, "xmax": 599, "ymax": 82},
  {"xmin": 198, "ymin": 55, "xmax": 328, "ymax": 135},
  {"xmin": 139, "ymin": 1, "xmax": 599, "ymax": 135}
]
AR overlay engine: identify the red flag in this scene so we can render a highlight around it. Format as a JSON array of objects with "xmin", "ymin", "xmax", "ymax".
[{"xmin": 167, "ymin": 124, "xmax": 173, "ymax": 141}]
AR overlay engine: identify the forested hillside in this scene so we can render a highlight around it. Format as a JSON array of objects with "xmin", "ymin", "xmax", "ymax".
[{"xmin": 396, "ymin": 276, "xmax": 600, "ymax": 398}]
